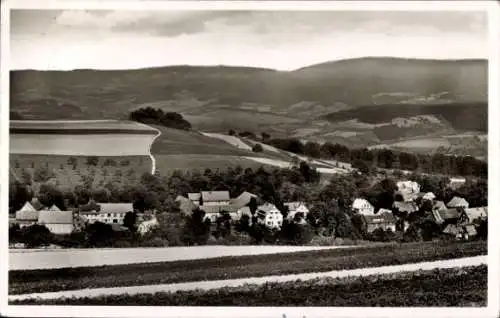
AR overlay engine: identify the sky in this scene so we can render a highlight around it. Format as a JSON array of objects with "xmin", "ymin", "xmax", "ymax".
[{"xmin": 10, "ymin": 9, "xmax": 489, "ymax": 71}]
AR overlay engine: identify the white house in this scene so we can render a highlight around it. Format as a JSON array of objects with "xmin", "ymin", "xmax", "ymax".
[
  {"xmin": 284, "ymin": 202, "xmax": 309, "ymax": 220},
  {"xmin": 137, "ymin": 217, "xmax": 159, "ymax": 235},
  {"xmin": 352, "ymin": 198, "xmax": 375, "ymax": 215},
  {"xmin": 38, "ymin": 210, "xmax": 74, "ymax": 235},
  {"xmin": 256, "ymin": 203, "xmax": 283, "ymax": 229},
  {"xmin": 448, "ymin": 177, "xmax": 466, "ymax": 190},
  {"xmin": 15, "ymin": 201, "xmax": 40, "ymax": 228},
  {"xmin": 80, "ymin": 202, "xmax": 134, "ymax": 224},
  {"xmin": 397, "ymin": 181, "xmax": 420, "ymax": 194}
]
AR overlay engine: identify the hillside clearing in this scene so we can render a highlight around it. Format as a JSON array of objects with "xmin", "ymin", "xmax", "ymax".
[{"xmin": 200, "ymin": 133, "xmax": 253, "ymax": 151}]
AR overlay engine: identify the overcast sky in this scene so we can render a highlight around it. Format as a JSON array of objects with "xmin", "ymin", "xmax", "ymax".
[{"xmin": 10, "ymin": 10, "xmax": 488, "ymax": 71}]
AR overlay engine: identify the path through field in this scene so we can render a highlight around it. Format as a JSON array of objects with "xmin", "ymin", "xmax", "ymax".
[
  {"xmin": 9, "ymin": 245, "xmax": 343, "ymax": 270},
  {"xmin": 9, "ymin": 256, "xmax": 486, "ymax": 301}
]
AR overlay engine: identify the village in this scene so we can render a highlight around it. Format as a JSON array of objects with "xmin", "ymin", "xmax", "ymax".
[{"xmin": 9, "ymin": 174, "xmax": 488, "ymax": 248}]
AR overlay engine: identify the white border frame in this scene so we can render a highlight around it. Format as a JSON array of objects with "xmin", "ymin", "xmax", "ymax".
[{"xmin": 1, "ymin": 1, "xmax": 499, "ymax": 318}]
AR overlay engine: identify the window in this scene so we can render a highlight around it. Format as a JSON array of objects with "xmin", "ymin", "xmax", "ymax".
[
  {"xmin": 107, "ymin": 213, "xmax": 111, "ymax": 217},
  {"xmin": 113, "ymin": 219, "xmax": 118, "ymax": 223}
]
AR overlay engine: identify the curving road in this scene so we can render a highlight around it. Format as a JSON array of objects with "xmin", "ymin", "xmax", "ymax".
[{"xmin": 9, "ymin": 255, "xmax": 486, "ymax": 301}]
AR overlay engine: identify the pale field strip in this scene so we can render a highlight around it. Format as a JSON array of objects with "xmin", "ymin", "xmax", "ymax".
[
  {"xmin": 242, "ymin": 156, "xmax": 293, "ymax": 169},
  {"xmin": 200, "ymin": 132, "xmax": 253, "ymax": 151},
  {"xmin": 9, "ymin": 245, "xmax": 344, "ymax": 270},
  {"xmin": 8, "ymin": 255, "xmax": 487, "ymax": 301}
]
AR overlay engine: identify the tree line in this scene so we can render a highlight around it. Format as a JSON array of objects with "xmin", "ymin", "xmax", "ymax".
[{"xmin": 129, "ymin": 107, "xmax": 191, "ymax": 131}]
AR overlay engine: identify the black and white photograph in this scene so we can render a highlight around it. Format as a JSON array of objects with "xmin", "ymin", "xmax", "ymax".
[{"xmin": 1, "ymin": 1, "xmax": 499, "ymax": 317}]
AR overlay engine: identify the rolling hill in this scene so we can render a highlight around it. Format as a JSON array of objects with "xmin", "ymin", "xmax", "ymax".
[{"xmin": 10, "ymin": 57, "xmax": 488, "ymax": 156}]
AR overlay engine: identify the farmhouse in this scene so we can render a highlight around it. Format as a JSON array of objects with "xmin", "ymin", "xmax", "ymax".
[
  {"xmin": 79, "ymin": 202, "xmax": 134, "ymax": 224},
  {"xmin": 362, "ymin": 212, "xmax": 396, "ymax": 233},
  {"xmin": 15, "ymin": 198, "xmax": 45, "ymax": 228},
  {"xmin": 201, "ymin": 191, "xmax": 231, "ymax": 206},
  {"xmin": 201, "ymin": 204, "xmax": 238, "ymax": 223},
  {"xmin": 433, "ymin": 200, "xmax": 447, "ymax": 212},
  {"xmin": 461, "ymin": 207, "xmax": 487, "ymax": 224},
  {"xmin": 448, "ymin": 177, "xmax": 466, "ymax": 190},
  {"xmin": 284, "ymin": 202, "xmax": 310, "ymax": 220},
  {"xmin": 352, "ymin": 198, "xmax": 375, "ymax": 215},
  {"xmin": 432, "ymin": 208, "xmax": 461, "ymax": 225},
  {"xmin": 256, "ymin": 203, "xmax": 283, "ymax": 229},
  {"xmin": 37, "ymin": 210, "xmax": 74, "ymax": 235},
  {"xmin": 447, "ymin": 196, "xmax": 469, "ymax": 209},
  {"xmin": 396, "ymin": 181, "xmax": 420, "ymax": 194}
]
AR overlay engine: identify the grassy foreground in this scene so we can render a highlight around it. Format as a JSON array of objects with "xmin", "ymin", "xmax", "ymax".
[
  {"xmin": 10, "ymin": 265, "xmax": 487, "ymax": 306},
  {"xmin": 9, "ymin": 240, "xmax": 486, "ymax": 295}
]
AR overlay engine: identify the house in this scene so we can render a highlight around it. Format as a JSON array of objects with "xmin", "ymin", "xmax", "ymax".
[
  {"xmin": 393, "ymin": 201, "xmax": 418, "ymax": 214},
  {"xmin": 352, "ymin": 198, "xmax": 375, "ymax": 215},
  {"xmin": 201, "ymin": 191, "xmax": 230, "ymax": 206},
  {"xmin": 449, "ymin": 177, "xmax": 466, "ymax": 190},
  {"xmin": 79, "ymin": 202, "xmax": 134, "ymax": 224},
  {"xmin": 362, "ymin": 212, "xmax": 396, "ymax": 233},
  {"xmin": 396, "ymin": 181, "xmax": 420, "ymax": 195},
  {"xmin": 461, "ymin": 207, "xmax": 487, "ymax": 224},
  {"xmin": 432, "ymin": 208, "xmax": 461, "ymax": 225},
  {"xmin": 201, "ymin": 204, "xmax": 238, "ymax": 223},
  {"xmin": 15, "ymin": 198, "xmax": 44, "ymax": 228},
  {"xmin": 284, "ymin": 202, "xmax": 309, "ymax": 220},
  {"xmin": 256, "ymin": 203, "xmax": 283, "ymax": 229},
  {"xmin": 447, "ymin": 196, "xmax": 469, "ymax": 209},
  {"xmin": 38, "ymin": 210, "xmax": 74, "ymax": 235},
  {"xmin": 137, "ymin": 217, "xmax": 159, "ymax": 235}
]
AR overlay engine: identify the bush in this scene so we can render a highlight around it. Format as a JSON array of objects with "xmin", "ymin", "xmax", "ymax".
[
  {"xmin": 252, "ymin": 144, "xmax": 264, "ymax": 153},
  {"xmin": 21, "ymin": 224, "xmax": 54, "ymax": 248}
]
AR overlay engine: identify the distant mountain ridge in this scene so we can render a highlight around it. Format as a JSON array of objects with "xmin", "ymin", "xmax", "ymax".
[{"xmin": 10, "ymin": 57, "xmax": 487, "ymax": 156}]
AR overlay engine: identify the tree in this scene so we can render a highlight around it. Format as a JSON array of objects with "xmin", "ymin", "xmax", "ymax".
[
  {"xmin": 22, "ymin": 224, "xmax": 53, "ymax": 248},
  {"xmin": 86, "ymin": 222, "xmax": 115, "ymax": 247},
  {"xmin": 228, "ymin": 129, "xmax": 236, "ymax": 136},
  {"xmin": 86, "ymin": 156, "xmax": 99, "ymax": 166},
  {"xmin": 252, "ymin": 144, "xmax": 264, "ymax": 153},
  {"xmin": 353, "ymin": 159, "xmax": 371, "ymax": 174},
  {"xmin": 34, "ymin": 167, "xmax": 53, "ymax": 183},
  {"xmin": 123, "ymin": 211, "xmax": 138, "ymax": 232},
  {"xmin": 9, "ymin": 181, "xmax": 32, "ymax": 212},
  {"xmin": 38, "ymin": 183, "xmax": 65, "ymax": 209},
  {"xmin": 261, "ymin": 132, "xmax": 271, "ymax": 141},
  {"xmin": 182, "ymin": 208, "xmax": 211, "ymax": 245}
]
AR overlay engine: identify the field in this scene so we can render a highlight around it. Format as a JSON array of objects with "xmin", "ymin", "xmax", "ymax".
[
  {"xmin": 10, "ymin": 119, "xmax": 159, "ymax": 134},
  {"xmin": 9, "ymin": 240, "xmax": 486, "ymax": 295},
  {"xmin": 12, "ymin": 265, "xmax": 485, "ymax": 306},
  {"xmin": 9, "ymin": 245, "xmax": 337, "ymax": 270}
]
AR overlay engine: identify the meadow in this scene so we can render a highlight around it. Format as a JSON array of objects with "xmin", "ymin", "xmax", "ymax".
[
  {"xmin": 10, "ymin": 265, "xmax": 487, "ymax": 306},
  {"xmin": 9, "ymin": 240, "xmax": 486, "ymax": 295}
]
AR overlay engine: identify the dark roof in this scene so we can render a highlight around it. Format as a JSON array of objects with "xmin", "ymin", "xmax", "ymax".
[
  {"xmin": 97, "ymin": 203, "xmax": 134, "ymax": 214},
  {"xmin": 229, "ymin": 191, "xmax": 257, "ymax": 208},
  {"xmin": 363, "ymin": 212, "xmax": 396, "ymax": 224},
  {"xmin": 439, "ymin": 208, "xmax": 461, "ymax": 220},
  {"xmin": 200, "ymin": 204, "xmax": 238, "ymax": 214}
]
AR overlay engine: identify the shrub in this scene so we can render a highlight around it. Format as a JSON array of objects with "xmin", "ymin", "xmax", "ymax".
[
  {"xmin": 86, "ymin": 156, "xmax": 99, "ymax": 166},
  {"xmin": 252, "ymin": 144, "xmax": 264, "ymax": 153}
]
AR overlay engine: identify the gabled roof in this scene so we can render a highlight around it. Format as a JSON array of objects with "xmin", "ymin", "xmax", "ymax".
[
  {"xmin": 284, "ymin": 202, "xmax": 309, "ymax": 212},
  {"xmin": 352, "ymin": 198, "xmax": 373, "ymax": 209},
  {"xmin": 362, "ymin": 212, "xmax": 395, "ymax": 224},
  {"xmin": 258, "ymin": 203, "xmax": 280, "ymax": 214},
  {"xmin": 201, "ymin": 191, "xmax": 230, "ymax": 202},
  {"xmin": 447, "ymin": 196, "xmax": 469, "ymax": 208},
  {"xmin": 393, "ymin": 201, "xmax": 418, "ymax": 213},
  {"xmin": 38, "ymin": 210, "xmax": 73, "ymax": 224},
  {"xmin": 434, "ymin": 208, "xmax": 461, "ymax": 223},
  {"xmin": 464, "ymin": 207, "xmax": 487, "ymax": 222},
  {"xmin": 48, "ymin": 204, "xmax": 61, "ymax": 211},
  {"xmin": 188, "ymin": 193, "xmax": 201, "ymax": 201},
  {"xmin": 175, "ymin": 195, "xmax": 188, "ymax": 202},
  {"xmin": 97, "ymin": 203, "xmax": 134, "ymax": 214},
  {"xmin": 177, "ymin": 197, "xmax": 197, "ymax": 215},
  {"xmin": 18, "ymin": 201, "xmax": 37, "ymax": 213}
]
